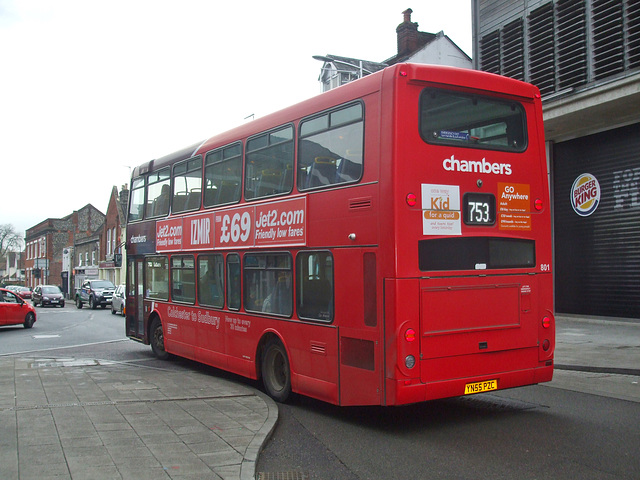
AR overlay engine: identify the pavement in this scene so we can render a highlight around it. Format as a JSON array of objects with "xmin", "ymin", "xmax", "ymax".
[
  {"xmin": 550, "ymin": 315, "xmax": 640, "ymax": 404},
  {"xmin": 0, "ymin": 356, "xmax": 278, "ymax": 480},
  {"xmin": 0, "ymin": 315, "xmax": 638, "ymax": 480}
]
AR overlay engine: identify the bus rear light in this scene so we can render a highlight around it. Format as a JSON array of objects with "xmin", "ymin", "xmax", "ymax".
[
  {"xmin": 535, "ymin": 198, "xmax": 543, "ymax": 211},
  {"xmin": 406, "ymin": 193, "xmax": 417, "ymax": 207},
  {"xmin": 399, "ymin": 70, "xmax": 408, "ymax": 77},
  {"xmin": 405, "ymin": 328, "xmax": 416, "ymax": 342},
  {"xmin": 542, "ymin": 339, "xmax": 550, "ymax": 351},
  {"xmin": 542, "ymin": 316, "xmax": 551, "ymax": 329},
  {"xmin": 405, "ymin": 355, "xmax": 416, "ymax": 368}
]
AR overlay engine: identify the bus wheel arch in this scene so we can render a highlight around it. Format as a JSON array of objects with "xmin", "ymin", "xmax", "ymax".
[
  {"xmin": 258, "ymin": 334, "xmax": 291, "ymax": 403},
  {"xmin": 149, "ymin": 315, "xmax": 170, "ymax": 360}
]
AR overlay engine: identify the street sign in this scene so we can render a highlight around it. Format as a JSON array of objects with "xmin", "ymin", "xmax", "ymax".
[{"xmin": 34, "ymin": 259, "xmax": 49, "ymax": 268}]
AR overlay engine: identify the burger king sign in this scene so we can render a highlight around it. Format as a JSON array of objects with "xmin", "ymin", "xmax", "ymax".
[{"xmin": 571, "ymin": 173, "xmax": 600, "ymax": 217}]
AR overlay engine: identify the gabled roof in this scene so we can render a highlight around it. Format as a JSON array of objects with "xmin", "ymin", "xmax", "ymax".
[
  {"xmin": 314, "ymin": 8, "xmax": 471, "ymax": 91},
  {"xmin": 106, "ymin": 186, "xmax": 129, "ymax": 226},
  {"xmin": 383, "ymin": 31, "xmax": 471, "ymax": 65}
]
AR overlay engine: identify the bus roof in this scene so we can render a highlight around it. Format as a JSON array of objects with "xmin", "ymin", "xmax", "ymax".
[{"xmin": 131, "ymin": 63, "xmax": 540, "ymax": 178}]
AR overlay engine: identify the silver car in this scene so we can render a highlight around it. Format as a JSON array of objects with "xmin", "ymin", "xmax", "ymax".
[{"xmin": 111, "ymin": 284, "xmax": 126, "ymax": 316}]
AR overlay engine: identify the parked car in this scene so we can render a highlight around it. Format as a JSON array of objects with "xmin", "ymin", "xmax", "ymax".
[
  {"xmin": 111, "ymin": 284, "xmax": 126, "ymax": 316},
  {"xmin": 0, "ymin": 287, "xmax": 36, "ymax": 328},
  {"xmin": 33, "ymin": 285, "xmax": 65, "ymax": 308},
  {"xmin": 16, "ymin": 286, "xmax": 32, "ymax": 299},
  {"xmin": 5, "ymin": 285, "xmax": 21, "ymax": 293},
  {"xmin": 75, "ymin": 279, "xmax": 116, "ymax": 309}
]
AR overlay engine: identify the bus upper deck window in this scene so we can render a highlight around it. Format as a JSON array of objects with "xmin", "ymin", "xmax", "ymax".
[
  {"xmin": 298, "ymin": 102, "xmax": 364, "ymax": 191},
  {"xmin": 245, "ymin": 125, "xmax": 294, "ymax": 200},
  {"xmin": 419, "ymin": 89, "xmax": 527, "ymax": 152},
  {"xmin": 128, "ymin": 176, "xmax": 146, "ymax": 222}
]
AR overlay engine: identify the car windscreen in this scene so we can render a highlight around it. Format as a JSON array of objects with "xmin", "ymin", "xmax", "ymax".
[
  {"xmin": 92, "ymin": 281, "xmax": 115, "ymax": 288},
  {"xmin": 43, "ymin": 286, "xmax": 61, "ymax": 294}
]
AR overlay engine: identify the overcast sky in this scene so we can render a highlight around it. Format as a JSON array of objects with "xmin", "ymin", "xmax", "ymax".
[{"xmin": 0, "ymin": 0, "xmax": 472, "ymax": 239}]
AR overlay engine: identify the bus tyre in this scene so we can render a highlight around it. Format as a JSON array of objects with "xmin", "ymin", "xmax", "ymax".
[
  {"xmin": 23, "ymin": 312, "xmax": 35, "ymax": 329},
  {"xmin": 262, "ymin": 339, "xmax": 291, "ymax": 403},
  {"xmin": 150, "ymin": 317, "xmax": 170, "ymax": 360}
]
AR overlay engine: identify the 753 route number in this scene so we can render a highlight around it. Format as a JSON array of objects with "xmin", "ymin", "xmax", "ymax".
[{"xmin": 463, "ymin": 193, "xmax": 496, "ymax": 225}]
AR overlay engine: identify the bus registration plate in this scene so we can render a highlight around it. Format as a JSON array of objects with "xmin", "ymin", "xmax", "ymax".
[{"xmin": 464, "ymin": 379, "xmax": 498, "ymax": 395}]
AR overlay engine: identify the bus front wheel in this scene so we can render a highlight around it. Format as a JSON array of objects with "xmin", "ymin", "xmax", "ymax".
[
  {"xmin": 150, "ymin": 317, "xmax": 170, "ymax": 360},
  {"xmin": 261, "ymin": 339, "xmax": 291, "ymax": 403}
]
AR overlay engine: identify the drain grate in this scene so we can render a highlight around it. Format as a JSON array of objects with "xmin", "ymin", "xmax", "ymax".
[{"xmin": 256, "ymin": 473, "xmax": 309, "ymax": 480}]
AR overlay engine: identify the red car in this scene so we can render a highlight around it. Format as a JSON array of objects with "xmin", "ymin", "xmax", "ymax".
[
  {"xmin": 16, "ymin": 286, "xmax": 32, "ymax": 299},
  {"xmin": 0, "ymin": 288, "xmax": 36, "ymax": 329}
]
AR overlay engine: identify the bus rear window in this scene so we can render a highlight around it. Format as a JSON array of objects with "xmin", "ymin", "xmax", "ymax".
[
  {"xmin": 419, "ymin": 237, "xmax": 535, "ymax": 271},
  {"xmin": 419, "ymin": 89, "xmax": 527, "ymax": 152}
]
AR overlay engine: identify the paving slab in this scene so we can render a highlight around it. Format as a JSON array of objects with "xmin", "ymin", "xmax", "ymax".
[{"xmin": 0, "ymin": 356, "xmax": 278, "ymax": 480}]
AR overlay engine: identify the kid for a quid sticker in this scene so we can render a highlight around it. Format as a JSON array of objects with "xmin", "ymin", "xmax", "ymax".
[
  {"xmin": 422, "ymin": 184, "xmax": 461, "ymax": 235},
  {"xmin": 571, "ymin": 173, "xmax": 600, "ymax": 217}
]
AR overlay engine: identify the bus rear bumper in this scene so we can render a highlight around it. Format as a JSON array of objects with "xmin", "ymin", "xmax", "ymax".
[{"xmin": 386, "ymin": 363, "xmax": 554, "ymax": 406}]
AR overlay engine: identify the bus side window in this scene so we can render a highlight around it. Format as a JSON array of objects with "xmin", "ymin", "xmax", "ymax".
[
  {"xmin": 296, "ymin": 252, "xmax": 334, "ymax": 322},
  {"xmin": 129, "ymin": 176, "xmax": 146, "ymax": 222},
  {"xmin": 298, "ymin": 102, "xmax": 364, "ymax": 191},
  {"xmin": 173, "ymin": 156, "xmax": 202, "ymax": 214},
  {"xmin": 145, "ymin": 168, "xmax": 170, "ymax": 218},
  {"xmin": 198, "ymin": 254, "xmax": 224, "ymax": 308},
  {"xmin": 226, "ymin": 254, "xmax": 241, "ymax": 310},
  {"xmin": 245, "ymin": 126, "xmax": 294, "ymax": 200},
  {"xmin": 171, "ymin": 255, "xmax": 195, "ymax": 303},
  {"xmin": 244, "ymin": 253, "xmax": 292, "ymax": 316},
  {"xmin": 204, "ymin": 143, "xmax": 242, "ymax": 207},
  {"xmin": 145, "ymin": 256, "xmax": 169, "ymax": 300}
]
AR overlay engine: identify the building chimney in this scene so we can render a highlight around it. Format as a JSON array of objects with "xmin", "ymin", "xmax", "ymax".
[
  {"xmin": 119, "ymin": 187, "xmax": 130, "ymax": 215},
  {"xmin": 397, "ymin": 8, "xmax": 419, "ymax": 56}
]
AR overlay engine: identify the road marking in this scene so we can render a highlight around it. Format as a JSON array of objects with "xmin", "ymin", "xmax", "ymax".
[
  {"xmin": 0, "ymin": 338, "xmax": 128, "ymax": 357},
  {"xmin": 33, "ymin": 335, "xmax": 61, "ymax": 339}
]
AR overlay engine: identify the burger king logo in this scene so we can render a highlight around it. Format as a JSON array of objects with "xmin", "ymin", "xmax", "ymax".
[{"xmin": 571, "ymin": 173, "xmax": 600, "ymax": 217}]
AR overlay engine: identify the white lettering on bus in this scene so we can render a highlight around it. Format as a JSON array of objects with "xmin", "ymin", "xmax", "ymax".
[
  {"xmin": 255, "ymin": 209, "xmax": 305, "ymax": 228},
  {"xmin": 157, "ymin": 224, "xmax": 182, "ymax": 239},
  {"xmin": 191, "ymin": 217, "xmax": 211, "ymax": 245},
  {"xmin": 442, "ymin": 155, "xmax": 512, "ymax": 176}
]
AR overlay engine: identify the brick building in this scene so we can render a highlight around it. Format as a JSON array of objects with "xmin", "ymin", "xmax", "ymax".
[
  {"xmin": 99, "ymin": 186, "xmax": 129, "ymax": 286},
  {"xmin": 25, "ymin": 204, "xmax": 105, "ymax": 296}
]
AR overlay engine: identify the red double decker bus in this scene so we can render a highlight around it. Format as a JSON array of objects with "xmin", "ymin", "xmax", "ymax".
[{"xmin": 125, "ymin": 63, "xmax": 554, "ymax": 406}]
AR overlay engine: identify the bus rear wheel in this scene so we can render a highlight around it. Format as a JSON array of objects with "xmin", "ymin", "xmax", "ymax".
[
  {"xmin": 261, "ymin": 339, "xmax": 291, "ymax": 403},
  {"xmin": 150, "ymin": 317, "xmax": 170, "ymax": 360}
]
